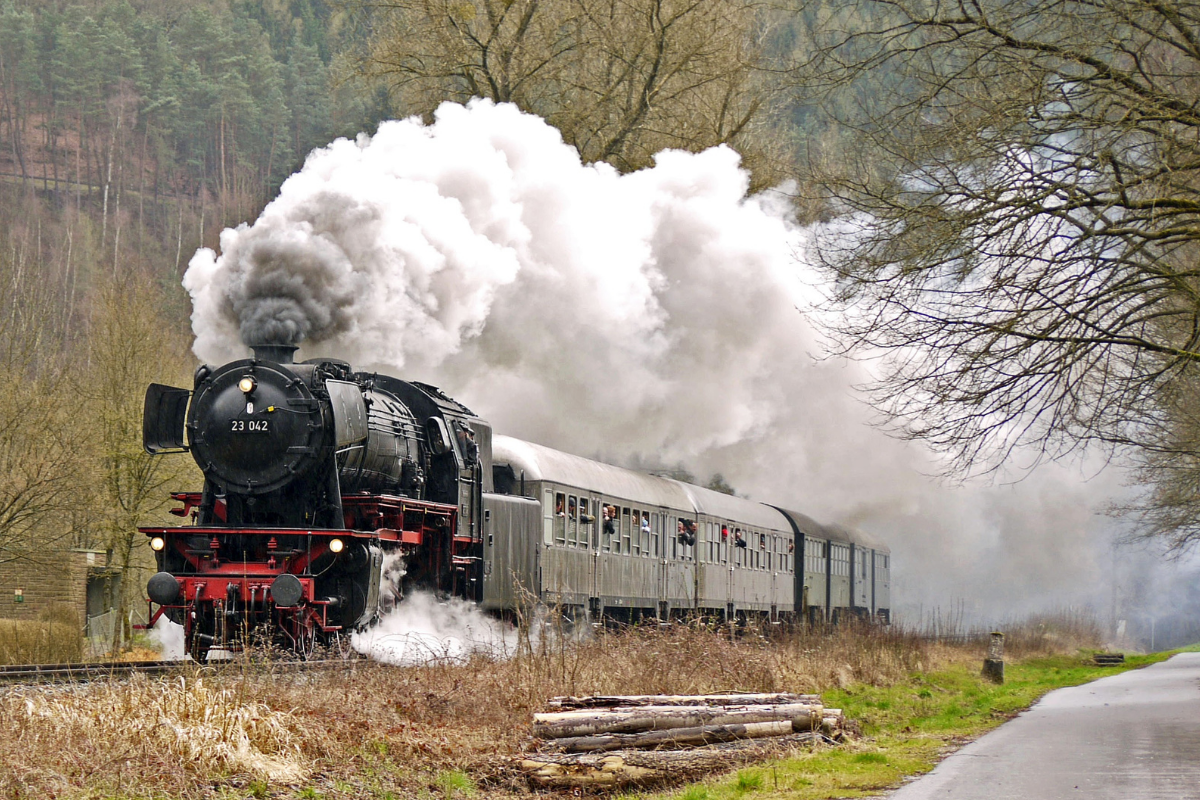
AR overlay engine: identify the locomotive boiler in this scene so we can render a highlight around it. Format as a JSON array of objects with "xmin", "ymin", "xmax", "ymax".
[{"xmin": 141, "ymin": 344, "xmax": 488, "ymax": 658}]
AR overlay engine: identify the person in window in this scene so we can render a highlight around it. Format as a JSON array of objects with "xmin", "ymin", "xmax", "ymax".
[
  {"xmin": 734, "ymin": 529, "xmax": 747, "ymax": 548},
  {"xmin": 603, "ymin": 505, "xmax": 616, "ymax": 535},
  {"xmin": 681, "ymin": 519, "xmax": 697, "ymax": 546},
  {"xmin": 555, "ymin": 498, "xmax": 565, "ymax": 517},
  {"xmin": 721, "ymin": 525, "xmax": 729, "ymax": 541},
  {"xmin": 641, "ymin": 514, "xmax": 651, "ymax": 536},
  {"xmin": 454, "ymin": 421, "xmax": 479, "ymax": 464}
]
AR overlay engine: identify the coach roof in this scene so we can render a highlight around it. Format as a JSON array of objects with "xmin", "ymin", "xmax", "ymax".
[
  {"xmin": 670, "ymin": 481, "xmax": 793, "ymax": 532},
  {"xmin": 492, "ymin": 435, "xmax": 692, "ymax": 510}
]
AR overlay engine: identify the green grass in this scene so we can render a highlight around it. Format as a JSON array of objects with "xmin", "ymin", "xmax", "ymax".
[{"xmin": 651, "ymin": 650, "xmax": 1175, "ymax": 800}]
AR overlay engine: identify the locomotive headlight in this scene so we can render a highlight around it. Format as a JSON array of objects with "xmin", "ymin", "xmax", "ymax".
[
  {"xmin": 328, "ymin": 538, "xmax": 345, "ymax": 554},
  {"xmin": 149, "ymin": 536, "xmax": 165, "ymax": 551},
  {"xmin": 238, "ymin": 376, "xmax": 256, "ymax": 394}
]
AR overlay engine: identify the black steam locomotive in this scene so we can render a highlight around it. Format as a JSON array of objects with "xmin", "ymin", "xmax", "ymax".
[
  {"xmin": 142, "ymin": 343, "xmax": 488, "ymax": 658},
  {"xmin": 143, "ymin": 346, "xmax": 890, "ymax": 659}
]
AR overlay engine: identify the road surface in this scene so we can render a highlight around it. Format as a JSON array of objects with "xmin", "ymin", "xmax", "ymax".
[{"xmin": 888, "ymin": 652, "xmax": 1200, "ymax": 799}]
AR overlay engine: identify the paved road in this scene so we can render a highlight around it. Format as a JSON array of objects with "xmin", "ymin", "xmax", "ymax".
[{"xmin": 888, "ymin": 652, "xmax": 1200, "ymax": 799}]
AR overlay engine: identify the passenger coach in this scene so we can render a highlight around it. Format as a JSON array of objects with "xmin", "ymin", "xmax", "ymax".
[{"xmin": 481, "ymin": 435, "xmax": 890, "ymax": 625}]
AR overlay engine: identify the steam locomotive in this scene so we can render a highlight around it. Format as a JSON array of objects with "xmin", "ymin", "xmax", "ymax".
[{"xmin": 142, "ymin": 345, "xmax": 889, "ymax": 659}]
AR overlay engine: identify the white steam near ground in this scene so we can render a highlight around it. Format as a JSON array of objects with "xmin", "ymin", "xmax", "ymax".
[
  {"xmin": 350, "ymin": 591, "xmax": 517, "ymax": 665},
  {"xmin": 184, "ymin": 99, "xmax": 1196, "ymax": 642},
  {"xmin": 148, "ymin": 616, "xmax": 186, "ymax": 661}
]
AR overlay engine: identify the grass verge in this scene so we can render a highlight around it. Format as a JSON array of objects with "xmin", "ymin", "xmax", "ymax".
[
  {"xmin": 0, "ymin": 615, "xmax": 1167, "ymax": 800},
  {"xmin": 646, "ymin": 651, "xmax": 1173, "ymax": 800}
]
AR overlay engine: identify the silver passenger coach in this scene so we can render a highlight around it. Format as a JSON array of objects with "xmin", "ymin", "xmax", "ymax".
[{"xmin": 481, "ymin": 435, "xmax": 890, "ymax": 624}]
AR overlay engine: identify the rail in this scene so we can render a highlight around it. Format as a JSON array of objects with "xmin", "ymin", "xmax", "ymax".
[{"xmin": 0, "ymin": 657, "xmax": 363, "ymax": 684}]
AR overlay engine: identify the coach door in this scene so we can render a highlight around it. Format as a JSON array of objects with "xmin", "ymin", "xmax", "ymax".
[
  {"xmin": 587, "ymin": 493, "xmax": 602, "ymax": 607},
  {"xmin": 658, "ymin": 513, "xmax": 669, "ymax": 617}
]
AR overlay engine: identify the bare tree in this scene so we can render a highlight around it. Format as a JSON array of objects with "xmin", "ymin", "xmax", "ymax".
[
  {"xmin": 793, "ymin": 0, "xmax": 1200, "ymax": 492},
  {"xmin": 360, "ymin": 0, "xmax": 777, "ymax": 175},
  {"xmin": 1126, "ymin": 369, "xmax": 1200, "ymax": 548},
  {"xmin": 0, "ymin": 207, "xmax": 79, "ymax": 568},
  {"xmin": 85, "ymin": 277, "xmax": 195, "ymax": 646}
]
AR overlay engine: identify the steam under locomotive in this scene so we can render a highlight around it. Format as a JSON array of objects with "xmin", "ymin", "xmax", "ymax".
[{"xmin": 142, "ymin": 345, "xmax": 889, "ymax": 659}]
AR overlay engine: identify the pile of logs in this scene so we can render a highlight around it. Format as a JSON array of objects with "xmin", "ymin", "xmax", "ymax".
[{"xmin": 519, "ymin": 693, "xmax": 852, "ymax": 789}]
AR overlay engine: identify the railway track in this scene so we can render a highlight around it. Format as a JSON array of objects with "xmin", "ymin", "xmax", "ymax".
[
  {"xmin": 0, "ymin": 660, "xmax": 184, "ymax": 682},
  {"xmin": 0, "ymin": 657, "xmax": 363, "ymax": 684}
]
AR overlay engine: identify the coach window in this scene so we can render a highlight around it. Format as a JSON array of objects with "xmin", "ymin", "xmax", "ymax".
[
  {"xmin": 653, "ymin": 516, "xmax": 662, "ymax": 558},
  {"xmin": 601, "ymin": 502, "xmax": 613, "ymax": 552},
  {"xmin": 554, "ymin": 492, "xmax": 566, "ymax": 545},
  {"xmin": 567, "ymin": 496, "xmax": 578, "ymax": 546},
  {"xmin": 579, "ymin": 498, "xmax": 592, "ymax": 549}
]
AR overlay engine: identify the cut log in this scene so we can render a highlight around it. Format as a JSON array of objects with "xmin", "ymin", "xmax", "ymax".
[
  {"xmin": 533, "ymin": 703, "xmax": 821, "ymax": 738},
  {"xmin": 547, "ymin": 692, "xmax": 818, "ymax": 709},
  {"xmin": 520, "ymin": 732, "xmax": 827, "ymax": 788},
  {"xmin": 546, "ymin": 720, "xmax": 794, "ymax": 753}
]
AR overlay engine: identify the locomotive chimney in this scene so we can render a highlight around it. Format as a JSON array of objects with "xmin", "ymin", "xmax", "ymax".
[{"xmin": 249, "ymin": 343, "xmax": 298, "ymax": 364}]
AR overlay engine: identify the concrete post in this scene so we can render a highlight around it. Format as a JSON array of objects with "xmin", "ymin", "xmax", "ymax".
[{"xmin": 982, "ymin": 631, "xmax": 1005, "ymax": 684}]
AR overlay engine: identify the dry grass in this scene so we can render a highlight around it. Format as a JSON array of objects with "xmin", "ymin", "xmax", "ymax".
[
  {"xmin": 9, "ymin": 673, "xmax": 308, "ymax": 795},
  {"xmin": 0, "ymin": 618, "xmax": 83, "ymax": 665},
  {"xmin": 0, "ymin": 617, "xmax": 1095, "ymax": 800},
  {"xmin": 1001, "ymin": 609, "xmax": 1105, "ymax": 658}
]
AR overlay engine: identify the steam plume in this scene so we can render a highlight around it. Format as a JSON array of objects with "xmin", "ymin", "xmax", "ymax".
[{"xmin": 186, "ymin": 99, "xmax": 1154, "ymax": 621}]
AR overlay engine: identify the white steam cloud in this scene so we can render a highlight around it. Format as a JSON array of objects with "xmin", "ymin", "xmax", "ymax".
[
  {"xmin": 351, "ymin": 591, "xmax": 515, "ymax": 665},
  {"xmin": 185, "ymin": 99, "xmax": 1154, "ymax": 622}
]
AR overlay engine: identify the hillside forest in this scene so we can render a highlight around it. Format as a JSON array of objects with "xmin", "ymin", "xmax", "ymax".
[{"xmin": 3, "ymin": 0, "xmax": 1200, "ymax": 646}]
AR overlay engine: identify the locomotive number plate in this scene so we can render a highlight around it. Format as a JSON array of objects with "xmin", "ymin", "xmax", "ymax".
[{"xmin": 230, "ymin": 419, "xmax": 270, "ymax": 433}]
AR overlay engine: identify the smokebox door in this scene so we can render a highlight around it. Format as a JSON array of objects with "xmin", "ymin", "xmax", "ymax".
[
  {"xmin": 144, "ymin": 383, "xmax": 191, "ymax": 454},
  {"xmin": 327, "ymin": 380, "xmax": 368, "ymax": 449}
]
